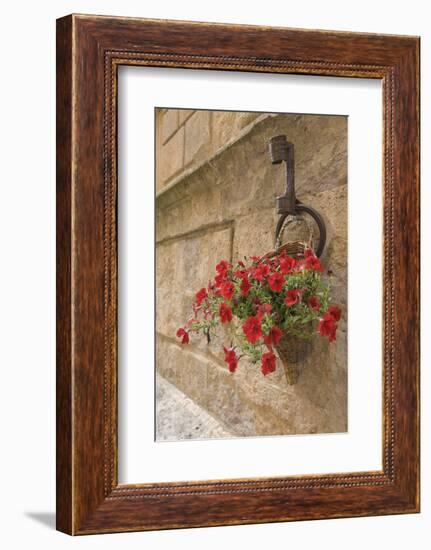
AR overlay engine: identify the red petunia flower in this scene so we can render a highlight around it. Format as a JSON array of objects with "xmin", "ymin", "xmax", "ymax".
[
  {"xmin": 195, "ymin": 287, "xmax": 207, "ymax": 306},
  {"xmin": 219, "ymin": 281, "xmax": 235, "ymax": 301},
  {"xmin": 268, "ymin": 272, "xmax": 285, "ymax": 292},
  {"xmin": 240, "ymin": 276, "xmax": 251, "ymax": 297},
  {"xmin": 216, "ymin": 259, "xmax": 231, "ymax": 274},
  {"xmin": 304, "ymin": 254, "xmax": 323, "ymax": 272},
  {"xmin": 251, "ymin": 263, "xmax": 270, "ymax": 282},
  {"xmin": 285, "ymin": 288, "xmax": 302, "ymax": 306},
  {"xmin": 327, "ymin": 305, "xmax": 341, "ymax": 322},
  {"xmin": 219, "ymin": 302, "xmax": 233, "ymax": 323},
  {"xmin": 280, "ymin": 255, "xmax": 297, "ymax": 274},
  {"xmin": 176, "ymin": 327, "xmax": 189, "ymax": 344},
  {"xmin": 264, "ymin": 326, "xmax": 282, "ymax": 346},
  {"xmin": 215, "ymin": 272, "xmax": 227, "ymax": 286},
  {"xmin": 261, "ymin": 351, "xmax": 277, "ymax": 375},
  {"xmin": 223, "ymin": 346, "xmax": 238, "ymax": 373},
  {"xmin": 308, "ymin": 295, "xmax": 320, "ymax": 311},
  {"xmin": 243, "ymin": 315, "xmax": 262, "ymax": 343},
  {"xmin": 215, "ymin": 260, "xmax": 231, "ymax": 286},
  {"xmin": 318, "ymin": 313, "xmax": 337, "ymax": 342},
  {"xmin": 234, "ymin": 269, "xmax": 247, "ymax": 279}
]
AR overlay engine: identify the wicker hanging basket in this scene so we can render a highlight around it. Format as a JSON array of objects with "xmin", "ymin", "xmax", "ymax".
[
  {"xmin": 275, "ymin": 331, "xmax": 312, "ymax": 384},
  {"xmin": 267, "ymin": 215, "xmax": 315, "ymax": 385}
]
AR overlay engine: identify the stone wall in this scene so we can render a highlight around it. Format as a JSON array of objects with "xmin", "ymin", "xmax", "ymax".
[{"xmin": 155, "ymin": 108, "xmax": 348, "ymax": 437}]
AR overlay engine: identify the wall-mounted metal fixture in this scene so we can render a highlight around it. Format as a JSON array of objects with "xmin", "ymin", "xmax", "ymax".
[{"xmin": 269, "ymin": 135, "xmax": 326, "ymax": 257}]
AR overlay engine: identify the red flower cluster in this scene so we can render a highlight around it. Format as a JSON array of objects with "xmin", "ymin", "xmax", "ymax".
[
  {"xmin": 251, "ymin": 263, "xmax": 270, "ymax": 282},
  {"xmin": 215, "ymin": 260, "xmax": 231, "ymax": 286},
  {"xmin": 268, "ymin": 272, "xmax": 285, "ymax": 292},
  {"xmin": 263, "ymin": 326, "xmax": 282, "ymax": 347},
  {"xmin": 285, "ymin": 288, "xmax": 301, "ymax": 306},
  {"xmin": 240, "ymin": 276, "xmax": 251, "ymax": 296},
  {"xmin": 216, "ymin": 260, "xmax": 231, "ymax": 273},
  {"xmin": 177, "ymin": 249, "xmax": 341, "ymax": 377},
  {"xmin": 243, "ymin": 315, "xmax": 262, "ymax": 343},
  {"xmin": 223, "ymin": 346, "xmax": 238, "ymax": 373},
  {"xmin": 308, "ymin": 295, "xmax": 320, "ymax": 311},
  {"xmin": 305, "ymin": 255, "xmax": 323, "ymax": 271},
  {"xmin": 219, "ymin": 281, "xmax": 235, "ymax": 300},
  {"xmin": 176, "ymin": 327, "xmax": 189, "ymax": 345},
  {"xmin": 328, "ymin": 305, "xmax": 341, "ymax": 321},
  {"xmin": 219, "ymin": 302, "xmax": 233, "ymax": 323},
  {"xmin": 280, "ymin": 254, "xmax": 297, "ymax": 274},
  {"xmin": 195, "ymin": 287, "xmax": 207, "ymax": 306},
  {"xmin": 302, "ymin": 249, "xmax": 323, "ymax": 272},
  {"xmin": 261, "ymin": 351, "xmax": 277, "ymax": 376},
  {"xmin": 318, "ymin": 305, "xmax": 342, "ymax": 342}
]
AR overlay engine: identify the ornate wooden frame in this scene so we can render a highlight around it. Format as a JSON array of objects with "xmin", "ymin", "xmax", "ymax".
[{"xmin": 56, "ymin": 14, "xmax": 420, "ymax": 534}]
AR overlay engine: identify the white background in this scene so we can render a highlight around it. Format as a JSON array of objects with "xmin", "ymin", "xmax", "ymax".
[
  {"xmin": 119, "ymin": 68, "xmax": 382, "ymax": 483},
  {"xmin": 0, "ymin": 1, "xmax": 428, "ymax": 549}
]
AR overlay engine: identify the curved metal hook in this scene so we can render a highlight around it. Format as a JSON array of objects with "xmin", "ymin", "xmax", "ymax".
[
  {"xmin": 275, "ymin": 202, "xmax": 326, "ymax": 258},
  {"xmin": 269, "ymin": 135, "xmax": 327, "ymax": 258}
]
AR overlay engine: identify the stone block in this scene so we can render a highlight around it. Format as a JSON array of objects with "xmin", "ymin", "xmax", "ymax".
[
  {"xmin": 161, "ymin": 109, "xmax": 179, "ymax": 143},
  {"xmin": 156, "ymin": 338, "xmax": 210, "ymax": 408},
  {"xmin": 205, "ymin": 362, "xmax": 256, "ymax": 435},
  {"xmin": 294, "ymin": 116, "xmax": 348, "ymax": 196},
  {"xmin": 157, "ymin": 125, "xmax": 184, "ymax": 184},
  {"xmin": 184, "ymin": 111, "xmax": 211, "ymax": 165},
  {"xmin": 178, "ymin": 109, "xmax": 195, "ymax": 124},
  {"xmin": 211, "ymin": 111, "xmax": 261, "ymax": 154},
  {"xmin": 156, "ymin": 225, "xmax": 233, "ymax": 336},
  {"xmin": 300, "ymin": 184, "xmax": 348, "ymax": 311},
  {"xmin": 156, "ymin": 164, "xmax": 224, "ymax": 243},
  {"xmin": 232, "ymin": 207, "xmax": 278, "ymax": 262}
]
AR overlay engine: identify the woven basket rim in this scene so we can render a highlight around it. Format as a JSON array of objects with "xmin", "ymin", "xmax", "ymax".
[{"xmin": 263, "ymin": 240, "xmax": 310, "ymax": 261}]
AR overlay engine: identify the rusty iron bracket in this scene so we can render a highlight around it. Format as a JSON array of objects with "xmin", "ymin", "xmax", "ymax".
[{"xmin": 269, "ymin": 135, "xmax": 326, "ymax": 257}]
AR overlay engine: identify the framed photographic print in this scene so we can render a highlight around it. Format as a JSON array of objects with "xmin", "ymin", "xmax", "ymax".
[{"xmin": 56, "ymin": 14, "xmax": 420, "ymax": 534}]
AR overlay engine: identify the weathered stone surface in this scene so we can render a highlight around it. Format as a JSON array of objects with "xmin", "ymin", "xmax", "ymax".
[
  {"xmin": 156, "ymin": 114, "xmax": 347, "ymax": 241},
  {"xmin": 300, "ymin": 184, "xmax": 348, "ymax": 313},
  {"xmin": 156, "ymin": 164, "xmax": 224, "ymax": 243},
  {"xmin": 156, "ymin": 373, "xmax": 232, "ymax": 441},
  {"xmin": 211, "ymin": 111, "xmax": 261, "ymax": 153},
  {"xmin": 156, "ymin": 333, "xmax": 345, "ymax": 436},
  {"xmin": 157, "ymin": 125, "xmax": 184, "ymax": 185},
  {"xmin": 184, "ymin": 111, "xmax": 211, "ymax": 166},
  {"xmin": 155, "ymin": 111, "xmax": 165, "ymax": 192},
  {"xmin": 156, "ymin": 335, "xmax": 211, "ymax": 407},
  {"xmin": 155, "ymin": 109, "xmax": 348, "ymax": 438},
  {"xmin": 232, "ymin": 208, "xmax": 279, "ymax": 261},
  {"xmin": 178, "ymin": 109, "xmax": 195, "ymax": 125},
  {"xmin": 161, "ymin": 108, "xmax": 179, "ymax": 143},
  {"xmin": 156, "ymin": 225, "xmax": 233, "ymax": 336}
]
